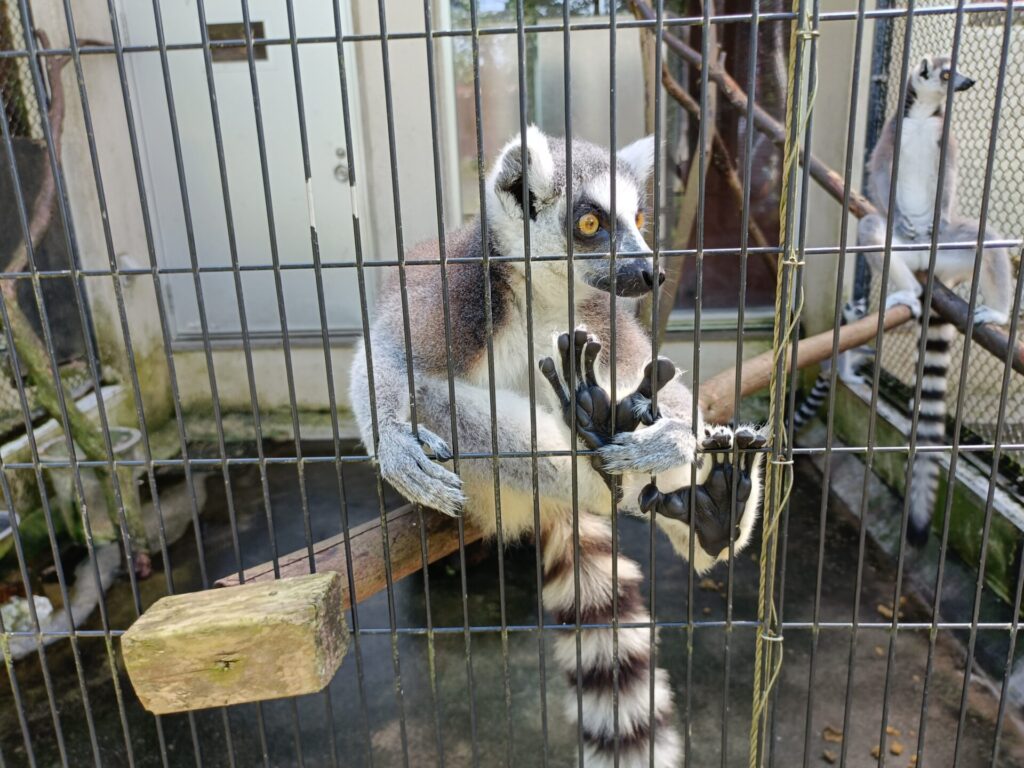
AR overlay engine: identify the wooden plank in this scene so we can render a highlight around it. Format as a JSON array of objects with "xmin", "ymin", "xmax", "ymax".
[
  {"xmin": 215, "ymin": 506, "xmax": 484, "ymax": 602},
  {"xmin": 122, "ymin": 572, "xmax": 347, "ymax": 714},
  {"xmin": 699, "ymin": 305, "xmax": 914, "ymax": 423}
]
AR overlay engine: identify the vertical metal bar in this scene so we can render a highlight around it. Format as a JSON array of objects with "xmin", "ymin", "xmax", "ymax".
[
  {"xmin": 873, "ymin": 3, "xmax": 971, "ymax": 764},
  {"xmin": 0, "ymin": 605, "xmax": 37, "ymax": 768},
  {"xmin": 17, "ymin": 9, "xmax": 148, "ymax": 763},
  {"xmin": 99, "ymin": 0, "xmax": 239, "ymax": 759},
  {"xmin": 723, "ymin": 4, "xmax": 761, "ymax": 763},
  {"xmin": 836, "ymin": 4, "xmax": 917, "ymax": 766},
  {"xmin": 369, "ymin": 1, "xmax": 426, "ymax": 763},
  {"xmin": 418, "ymin": 1, "xmax": 457, "ymax": 763},
  {"xmin": 327, "ymin": 7, "xmax": 378, "ymax": 762},
  {"xmin": 684, "ymin": 0, "xmax": 710, "ymax": 762},
  {"xmin": 0, "ymin": 16, "xmax": 118, "ymax": 764},
  {"xmin": 464, "ymin": 3, "xmax": 515, "ymax": 762},
  {"xmin": 558, "ymin": 2, "xmax": 585, "ymax": 765},
  {"xmin": 989, "ymin": 320, "xmax": 1024, "ymax": 764},
  {"xmin": 945, "ymin": 5, "xmax": 1016, "ymax": 763},
  {"xmin": 649, "ymin": 3, "xmax": 666, "ymax": 767},
  {"xmin": 755, "ymin": 1, "xmax": 808, "ymax": 760},
  {"xmin": 606, "ymin": 0, "xmax": 621, "ymax": 764},
  {"xmin": 511, "ymin": 3, "xmax": 550, "ymax": 765},
  {"xmin": 206, "ymin": 0, "xmax": 345, "ymax": 759},
  {"xmin": 800, "ymin": 2, "xmax": 869, "ymax": 765},
  {"xmin": 52, "ymin": 0, "xmax": 228, "ymax": 761},
  {"xmin": 769, "ymin": 2, "xmax": 821, "ymax": 764}
]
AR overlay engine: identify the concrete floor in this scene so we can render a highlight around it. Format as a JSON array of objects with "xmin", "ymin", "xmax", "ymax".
[{"xmin": 2, "ymin": 444, "xmax": 1024, "ymax": 766}]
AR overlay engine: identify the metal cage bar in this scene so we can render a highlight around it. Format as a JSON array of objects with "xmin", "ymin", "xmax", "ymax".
[{"xmin": 0, "ymin": 1, "xmax": 1022, "ymax": 767}]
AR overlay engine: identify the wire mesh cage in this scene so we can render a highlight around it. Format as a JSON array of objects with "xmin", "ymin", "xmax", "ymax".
[
  {"xmin": 868, "ymin": 0, "xmax": 1024, "ymax": 489},
  {"xmin": 0, "ymin": 1, "xmax": 1022, "ymax": 768}
]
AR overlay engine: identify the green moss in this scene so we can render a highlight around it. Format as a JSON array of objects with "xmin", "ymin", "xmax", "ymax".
[{"xmin": 831, "ymin": 384, "xmax": 1023, "ymax": 609}]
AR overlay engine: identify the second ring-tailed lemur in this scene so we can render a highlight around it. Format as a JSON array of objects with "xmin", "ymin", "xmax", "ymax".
[
  {"xmin": 858, "ymin": 55, "xmax": 1013, "ymax": 544},
  {"xmin": 350, "ymin": 127, "xmax": 766, "ymax": 767}
]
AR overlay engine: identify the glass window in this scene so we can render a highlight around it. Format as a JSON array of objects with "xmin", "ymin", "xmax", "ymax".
[{"xmin": 446, "ymin": 0, "xmax": 779, "ymax": 313}]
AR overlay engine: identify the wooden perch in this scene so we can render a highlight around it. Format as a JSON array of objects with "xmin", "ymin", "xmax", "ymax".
[
  {"xmin": 928, "ymin": 280, "xmax": 1024, "ymax": 376},
  {"xmin": 699, "ymin": 304, "xmax": 913, "ymax": 423},
  {"xmin": 216, "ymin": 505, "xmax": 484, "ymax": 597}
]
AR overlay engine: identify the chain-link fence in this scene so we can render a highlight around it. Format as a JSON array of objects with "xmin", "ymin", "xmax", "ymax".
[
  {"xmin": 0, "ymin": 1, "xmax": 40, "ymax": 140},
  {"xmin": 0, "ymin": 1, "xmax": 93, "ymax": 440},
  {"xmin": 868, "ymin": 0, "xmax": 1024, "ymax": 490}
]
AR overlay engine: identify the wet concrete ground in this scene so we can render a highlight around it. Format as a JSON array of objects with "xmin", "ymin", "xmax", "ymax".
[{"xmin": 2, "ymin": 443, "xmax": 1024, "ymax": 766}]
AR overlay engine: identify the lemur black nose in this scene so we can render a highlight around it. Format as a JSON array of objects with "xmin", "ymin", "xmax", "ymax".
[{"xmin": 641, "ymin": 269, "xmax": 666, "ymax": 288}]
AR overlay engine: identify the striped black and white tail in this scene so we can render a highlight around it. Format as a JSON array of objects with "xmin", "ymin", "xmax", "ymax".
[
  {"xmin": 907, "ymin": 314, "xmax": 954, "ymax": 546},
  {"xmin": 791, "ymin": 362, "xmax": 834, "ymax": 432},
  {"xmin": 542, "ymin": 511, "xmax": 680, "ymax": 767},
  {"xmin": 791, "ymin": 298, "xmax": 871, "ymax": 433}
]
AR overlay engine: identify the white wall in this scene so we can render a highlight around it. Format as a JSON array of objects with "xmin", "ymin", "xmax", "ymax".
[{"xmin": 24, "ymin": 0, "xmax": 871, "ymax": 424}]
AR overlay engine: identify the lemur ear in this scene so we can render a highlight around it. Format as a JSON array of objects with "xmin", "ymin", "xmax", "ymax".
[
  {"xmin": 489, "ymin": 125, "xmax": 556, "ymax": 220},
  {"xmin": 618, "ymin": 135, "xmax": 656, "ymax": 182},
  {"xmin": 920, "ymin": 58, "xmax": 930, "ymax": 78}
]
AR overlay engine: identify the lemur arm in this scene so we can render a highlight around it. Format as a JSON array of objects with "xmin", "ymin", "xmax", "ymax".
[{"xmin": 348, "ymin": 311, "xmax": 467, "ymax": 518}]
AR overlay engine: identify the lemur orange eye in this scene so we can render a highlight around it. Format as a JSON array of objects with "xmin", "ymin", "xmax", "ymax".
[
  {"xmin": 941, "ymin": 70, "xmax": 950, "ymax": 81},
  {"xmin": 635, "ymin": 211, "xmax": 646, "ymax": 230},
  {"xmin": 577, "ymin": 212, "xmax": 600, "ymax": 236}
]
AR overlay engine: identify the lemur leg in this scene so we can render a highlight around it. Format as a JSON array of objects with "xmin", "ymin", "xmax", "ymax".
[
  {"xmin": 412, "ymin": 374, "xmax": 613, "ymax": 539},
  {"xmin": 641, "ymin": 426, "xmax": 767, "ymax": 574},
  {"xmin": 859, "ymin": 213, "xmax": 923, "ymax": 317},
  {"xmin": 541, "ymin": 508, "xmax": 681, "ymax": 767},
  {"xmin": 938, "ymin": 218, "xmax": 1013, "ymax": 326}
]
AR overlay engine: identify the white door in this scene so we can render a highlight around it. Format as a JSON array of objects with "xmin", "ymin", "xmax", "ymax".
[{"xmin": 119, "ymin": 0, "xmax": 370, "ymax": 341}]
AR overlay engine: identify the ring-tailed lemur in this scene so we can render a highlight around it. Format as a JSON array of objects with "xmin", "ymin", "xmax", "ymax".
[
  {"xmin": 349, "ymin": 127, "xmax": 766, "ymax": 767},
  {"xmin": 858, "ymin": 55, "xmax": 1013, "ymax": 545},
  {"xmin": 790, "ymin": 298, "xmax": 872, "ymax": 433}
]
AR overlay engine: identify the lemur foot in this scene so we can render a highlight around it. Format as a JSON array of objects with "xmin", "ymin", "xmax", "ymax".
[
  {"xmin": 539, "ymin": 328, "xmax": 676, "ymax": 491},
  {"xmin": 973, "ymin": 306, "xmax": 1009, "ymax": 327},
  {"xmin": 885, "ymin": 289, "xmax": 922, "ymax": 318},
  {"xmin": 376, "ymin": 422, "xmax": 465, "ymax": 517},
  {"xmin": 638, "ymin": 425, "xmax": 767, "ymax": 558}
]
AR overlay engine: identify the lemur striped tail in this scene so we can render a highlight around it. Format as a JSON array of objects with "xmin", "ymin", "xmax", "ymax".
[
  {"xmin": 542, "ymin": 512, "xmax": 680, "ymax": 767},
  {"xmin": 792, "ymin": 362, "xmax": 833, "ymax": 433},
  {"xmin": 907, "ymin": 315, "xmax": 954, "ymax": 546}
]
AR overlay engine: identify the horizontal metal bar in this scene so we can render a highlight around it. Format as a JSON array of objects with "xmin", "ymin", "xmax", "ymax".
[
  {"xmin": 0, "ymin": 2, "xmax": 1016, "ymax": 60},
  {"xmin": 0, "ymin": 239, "xmax": 1016, "ymax": 280},
  {"xmin": 6, "ymin": 441, "xmax": 1021, "ymax": 472},
  {"xmin": 6, "ymin": 618, "xmax": 1023, "ymax": 641}
]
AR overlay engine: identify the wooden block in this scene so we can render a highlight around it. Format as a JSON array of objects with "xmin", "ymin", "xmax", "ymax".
[{"xmin": 121, "ymin": 572, "xmax": 348, "ymax": 714}]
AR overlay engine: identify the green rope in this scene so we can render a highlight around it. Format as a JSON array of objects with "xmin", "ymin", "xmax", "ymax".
[{"xmin": 747, "ymin": 2, "xmax": 817, "ymax": 765}]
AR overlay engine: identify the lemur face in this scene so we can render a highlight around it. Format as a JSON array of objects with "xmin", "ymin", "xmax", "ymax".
[
  {"xmin": 910, "ymin": 54, "xmax": 975, "ymax": 103},
  {"xmin": 486, "ymin": 128, "xmax": 662, "ymax": 297}
]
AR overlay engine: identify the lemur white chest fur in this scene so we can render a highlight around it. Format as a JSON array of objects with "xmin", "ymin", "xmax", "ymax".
[{"xmin": 896, "ymin": 115, "xmax": 942, "ymax": 232}]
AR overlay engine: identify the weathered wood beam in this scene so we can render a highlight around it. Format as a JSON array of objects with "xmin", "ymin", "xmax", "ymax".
[
  {"xmin": 699, "ymin": 304, "xmax": 914, "ymax": 424},
  {"xmin": 215, "ymin": 505, "xmax": 484, "ymax": 601},
  {"xmin": 928, "ymin": 280, "xmax": 1024, "ymax": 376},
  {"xmin": 122, "ymin": 572, "xmax": 348, "ymax": 713}
]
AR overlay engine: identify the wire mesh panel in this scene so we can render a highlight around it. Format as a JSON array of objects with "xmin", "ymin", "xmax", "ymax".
[
  {"xmin": 0, "ymin": 2, "xmax": 1022, "ymax": 768},
  {"xmin": 869, "ymin": 0, "xmax": 1024, "ymax": 487}
]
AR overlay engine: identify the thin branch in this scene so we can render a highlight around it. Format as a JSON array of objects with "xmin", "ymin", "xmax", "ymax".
[
  {"xmin": 661, "ymin": 60, "xmax": 769, "ymax": 249},
  {"xmin": 631, "ymin": 0, "xmax": 877, "ymax": 218}
]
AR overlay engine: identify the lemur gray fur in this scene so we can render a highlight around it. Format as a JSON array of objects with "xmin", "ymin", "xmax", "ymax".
[
  {"xmin": 349, "ymin": 127, "xmax": 766, "ymax": 767},
  {"xmin": 790, "ymin": 298, "xmax": 872, "ymax": 434},
  {"xmin": 858, "ymin": 55, "xmax": 1013, "ymax": 545}
]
